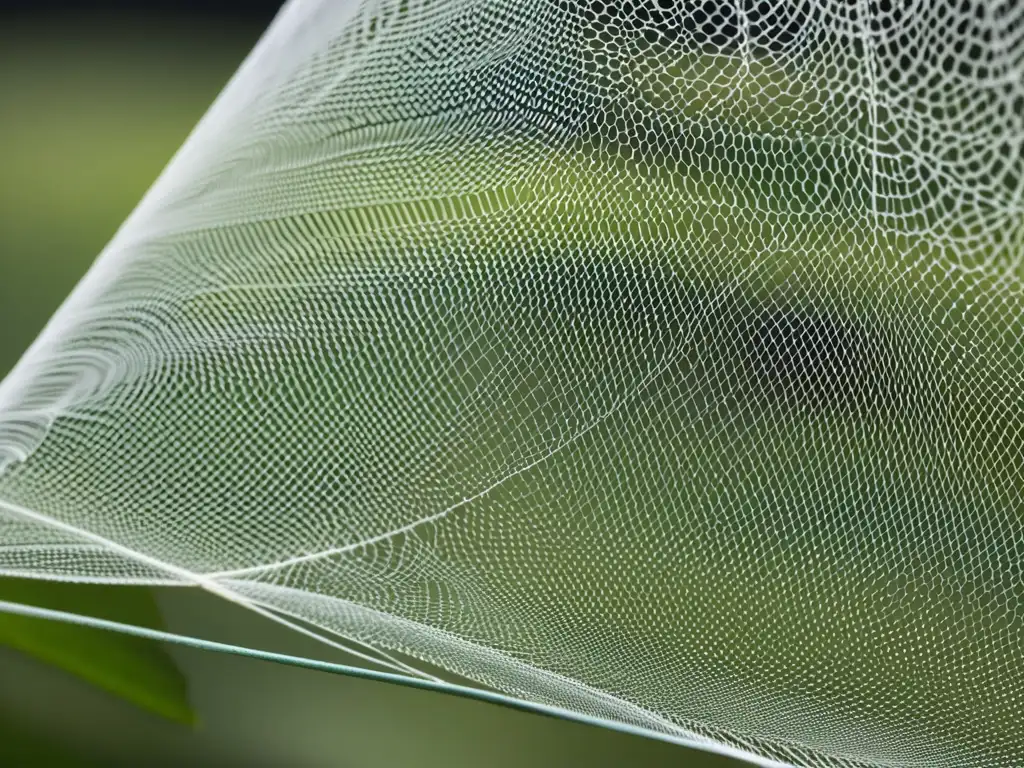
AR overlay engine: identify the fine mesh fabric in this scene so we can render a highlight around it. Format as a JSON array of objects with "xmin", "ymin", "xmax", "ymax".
[{"xmin": 0, "ymin": 0, "xmax": 1022, "ymax": 764}]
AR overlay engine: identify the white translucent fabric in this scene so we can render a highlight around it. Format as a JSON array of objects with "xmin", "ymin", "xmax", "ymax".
[{"xmin": 1, "ymin": 1, "xmax": 1022, "ymax": 765}]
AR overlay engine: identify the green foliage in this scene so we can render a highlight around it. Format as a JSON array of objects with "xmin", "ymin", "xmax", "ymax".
[
  {"xmin": 0, "ymin": 579, "xmax": 194, "ymax": 725},
  {"xmin": 0, "ymin": 715, "xmax": 103, "ymax": 767}
]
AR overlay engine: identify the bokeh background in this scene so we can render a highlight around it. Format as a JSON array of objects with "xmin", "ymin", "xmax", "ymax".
[{"xmin": 0, "ymin": 1, "xmax": 747, "ymax": 765}]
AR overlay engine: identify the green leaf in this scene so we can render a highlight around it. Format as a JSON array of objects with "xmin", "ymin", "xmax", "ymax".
[{"xmin": 0, "ymin": 578, "xmax": 194, "ymax": 725}]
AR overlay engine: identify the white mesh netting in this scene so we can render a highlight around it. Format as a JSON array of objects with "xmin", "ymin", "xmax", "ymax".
[{"xmin": 0, "ymin": 0, "xmax": 1022, "ymax": 765}]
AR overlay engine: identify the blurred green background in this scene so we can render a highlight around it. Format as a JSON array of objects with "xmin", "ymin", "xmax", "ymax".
[{"xmin": 0, "ymin": 4, "xmax": 744, "ymax": 766}]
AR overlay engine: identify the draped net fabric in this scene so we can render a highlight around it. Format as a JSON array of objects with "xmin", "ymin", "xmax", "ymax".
[{"xmin": 0, "ymin": 0, "xmax": 1022, "ymax": 765}]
